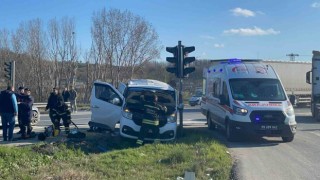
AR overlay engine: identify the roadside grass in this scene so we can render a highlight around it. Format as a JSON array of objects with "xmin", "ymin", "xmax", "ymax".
[{"xmin": 0, "ymin": 127, "xmax": 232, "ymax": 180}]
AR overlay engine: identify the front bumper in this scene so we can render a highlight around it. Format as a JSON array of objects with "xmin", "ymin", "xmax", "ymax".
[
  {"xmin": 120, "ymin": 117, "xmax": 177, "ymax": 141},
  {"xmin": 229, "ymin": 120, "xmax": 297, "ymax": 137}
]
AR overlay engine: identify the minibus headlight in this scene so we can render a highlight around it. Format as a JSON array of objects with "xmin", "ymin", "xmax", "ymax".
[
  {"xmin": 167, "ymin": 113, "xmax": 176, "ymax": 123},
  {"xmin": 233, "ymin": 105, "xmax": 248, "ymax": 116},
  {"xmin": 285, "ymin": 106, "xmax": 295, "ymax": 116},
  {"xmin": 122, "ymin": 108, "xmax": 133, "ymax": 120}
]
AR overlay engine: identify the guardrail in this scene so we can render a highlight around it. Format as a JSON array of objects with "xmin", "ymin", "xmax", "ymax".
[{"xmin": 34, "ymin": 102, "xmax": 71, "ymax": 108}]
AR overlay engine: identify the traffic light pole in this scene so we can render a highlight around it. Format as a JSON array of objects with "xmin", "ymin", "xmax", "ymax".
[
  {"xmin": 12, "ymin": 61, "xmax": 15, "ymax": 87},
  {"xmin": 178, "ymin": 77, "xmax": 183, "ymax": 135},
  {"xmin": 177, "ymin": 41, "xmax": 184, "ymax": 136},
  {"xmin": 166, "ymin": 40, "xmax": 195, "ymax": 137}
]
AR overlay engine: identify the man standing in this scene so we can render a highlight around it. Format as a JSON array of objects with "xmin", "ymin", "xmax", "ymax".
[
  {"xmin": 0, "ymin": 85, "xmax": 18, "ymax": 141},
  {"xmin": 69, "ymin": 86, "xmax": 77, "ymax": 113},
  {"xmin": 16, "ymin": 86, "xmax": 25, "ymax": 134},
  {"xmin": 62, "ymin": 87, "xmax": 70, "ymax": 102},
  {"xmin": 45, "ymin": 87, "xmax": 64, "ymax": 136},
  {"xmin": 136, "ymin": 92, "xmax": 167, "ymax": 146},
  {"xmin": 20, "ymin": 88, "xmax": 34, "ymax": 139}
]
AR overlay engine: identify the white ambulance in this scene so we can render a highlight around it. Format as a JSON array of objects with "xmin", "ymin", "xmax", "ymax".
[
  {"xmin": 200, "ymin": 59, "xmax": 297, "ymax": 142},
  {"xmin": 89, "ymin": 79, "xmax": 177, "ymax": 141}
]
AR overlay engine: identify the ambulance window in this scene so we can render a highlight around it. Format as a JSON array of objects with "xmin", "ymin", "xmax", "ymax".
[
  {"xmin": 222, "ymin": 82, "xmax": 230, "ymax": 106},
  {"xmin": 212, "ymin": 78, "xmax": 221, "ymax": 98}
]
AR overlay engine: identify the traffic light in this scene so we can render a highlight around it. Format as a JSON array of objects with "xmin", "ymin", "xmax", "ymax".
[
  {"xmin": 4, "ymin": 61, "xmax": 12, "ymax": 80},
  {"xmin": 182, "ymin": 46, "xmax": 196, "ymax": 77},
  {"xmin": 166, "ymin": 46, "xmax": 182, "ymax": 77}
]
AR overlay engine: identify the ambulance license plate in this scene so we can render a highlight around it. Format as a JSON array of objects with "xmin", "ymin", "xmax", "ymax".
[{"xmin": 260, "ymin": 125, "xmax": 278, "ymax": 130}]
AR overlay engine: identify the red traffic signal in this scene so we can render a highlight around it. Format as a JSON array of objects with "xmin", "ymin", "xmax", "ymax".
[
  {"xmin": 182, "ymin": 46, "xmax": 196, "ymax": 77},
  {"xmin": 4, "ymin": 61, "xmax": 12, "ymax": 79},
  {"xmin": 166, "ymin": 46, "xmax": 182, "ymax": 77}
]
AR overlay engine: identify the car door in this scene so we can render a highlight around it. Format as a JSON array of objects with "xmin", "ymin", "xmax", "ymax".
[
  {"xmin": 91, "ymin": 81, "xmax": 124, "ymax": 131},
  {"xmin": 118, "ymin": 82, "xmax": 126, "ymax": 95}
]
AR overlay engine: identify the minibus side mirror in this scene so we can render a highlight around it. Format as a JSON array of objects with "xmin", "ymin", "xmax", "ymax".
[{"xmin": 111, "ymin": 97, "xmax": 121, "ymax": 106}]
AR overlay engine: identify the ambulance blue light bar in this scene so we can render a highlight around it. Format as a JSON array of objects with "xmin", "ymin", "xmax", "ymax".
[
  {"xmin": 210, "ymin": 58, "xmax": 262, "ymax": 63},
  {"xmin": 220, "ymin": 58, "xmax": 242, "ymax": 64}
]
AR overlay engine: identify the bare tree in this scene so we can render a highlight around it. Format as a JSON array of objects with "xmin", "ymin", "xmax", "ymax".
[
  {"xmin": 25, "ymin": 19, "xmax": 48, "ymax": 101},
  {"xmin": 48, "ymin": 17, "xmax": 79, "ymax": 89},
  {"xmin": 0, "ymin": 28, "xmax": 11, "ymax": 86},
  {"xmin": 91, "ymin": 8, "xmax": 161, "ymax": 86}
]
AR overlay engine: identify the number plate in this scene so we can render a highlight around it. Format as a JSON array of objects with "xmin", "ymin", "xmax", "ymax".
[{"xmin": 260, "ymin": 125, "xmax": 278, "ymax": 130}]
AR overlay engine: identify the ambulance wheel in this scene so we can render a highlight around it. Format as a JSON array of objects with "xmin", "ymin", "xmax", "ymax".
[
  {"xmin": 282, "ymin": 136, "xmax": 294, "ymax": 142},
  {"xmin": 226, "ymin": 121, "xmax": 237, "ymax": 142},
  {"xmin": 207, "ymin": 114, "xmax": 216, "ymax": 130}
]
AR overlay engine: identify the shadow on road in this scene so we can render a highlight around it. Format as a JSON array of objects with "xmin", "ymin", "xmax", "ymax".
[{"xmin": 296, "ymin": 115, "xmax": 320, "ymax": 124}]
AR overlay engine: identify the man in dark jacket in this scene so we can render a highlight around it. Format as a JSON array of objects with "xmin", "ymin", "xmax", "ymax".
[
  {"xmin": 62, "ymin": 87, "xmax": 70, "ymax": 102},
  {"xmin": 20, "ymin": 88, "xmax": 34, "ymax": 139},
  {"xmin": 45, "ymin": 87, "xmax": 70, "ymax": 135},
  {"xmin": 136, "ymin": 92, "xmax": 167, "ymax": 146},
  {"xmin": 16, "ymin": 86, "xmax": 25, "ymax": 134},
  {"xmin": 0, "ymin": 85, "xmax": 18, "ymax": 141}
]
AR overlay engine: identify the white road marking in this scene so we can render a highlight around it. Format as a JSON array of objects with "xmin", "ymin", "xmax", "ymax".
[{"xmin": 310, "ymin": 131, "xmax": 320, "ymax": 137}]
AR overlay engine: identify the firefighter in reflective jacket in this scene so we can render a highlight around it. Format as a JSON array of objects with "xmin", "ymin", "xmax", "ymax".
[
  {"xmin": 136, "ymin": 92, "xmax": 167, "ymax": 145},
  {"xmin": 45, "ymin": 88, "xmax": 71, "ymax": 135}
]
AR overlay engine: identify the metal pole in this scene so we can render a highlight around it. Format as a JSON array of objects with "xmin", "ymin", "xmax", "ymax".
[
  {"xmin": 179, "ymin": 78, "xmax": 183, "ymax": 128},
  {"xmin": 177, "ymin": 41, "xmax": 184, "ymax": 136},
  {"xmin": 12, "ymin": 61, "xmax": 15, "ymax": 87}
]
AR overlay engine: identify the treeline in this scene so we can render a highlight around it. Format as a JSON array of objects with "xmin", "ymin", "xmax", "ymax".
[{"xmin": 0, "ymin": 8, "xmax": 210, "ymax": 103}]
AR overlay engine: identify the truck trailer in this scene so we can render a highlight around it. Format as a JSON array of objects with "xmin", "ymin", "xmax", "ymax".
[
  {"xmin": 307, "ymin": 51, "xmax": 320, "ymax": 121},
  {"xmin": 264, "ymin": 60, "xmax": 311, "ymax": 106}
]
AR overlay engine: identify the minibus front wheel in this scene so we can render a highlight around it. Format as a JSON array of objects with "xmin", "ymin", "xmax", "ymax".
[
  {"xmin": 207, "ymin": 113, "xmax": 216, "ymax": 130},
  {"xmin": 226, "ymin": 120, "xmax": 238, "ymax": 142},
  {"xmin": 282, "ymin": 136, "xmax": 294, "ymax": 142}
]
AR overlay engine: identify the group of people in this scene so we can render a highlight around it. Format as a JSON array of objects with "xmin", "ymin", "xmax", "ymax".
[
  {"xmin": 0, "ymin": 85, "xmax": 34, "ymax": 141},
  {"xmin": 46, "ymin": 87, "xmax": 77, "ymax": 136},
  {"xmin": 0, "ymin": 84, "xmax": 78, "ymax": 142},
  {"xmin": 61, "ymin": 86, "xmax": 78, "ymax": 113}
]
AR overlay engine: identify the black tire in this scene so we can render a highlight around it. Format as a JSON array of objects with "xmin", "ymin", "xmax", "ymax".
[
  {"xmin": 226, "ymin": 121, "xmax": 237, "ymax": 142},
  {"xmin": 207, "ymin": 114, "xmax": 216, "ymax": 130},
  {"xmin": 31, "ymin": 110, "xmax": 39, "ymax": 125},
  {"xmin": 282, "ymin": 136, "xmax": 294, "ymax": 142}
]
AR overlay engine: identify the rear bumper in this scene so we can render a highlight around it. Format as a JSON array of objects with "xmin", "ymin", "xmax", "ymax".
[
  {"xmin": 189, "ymin": 100, "xmax": 200, "ymax": 106},
  {"xmin": 229, "ymin": 120, "xmax": 297, "ymax": 137}
]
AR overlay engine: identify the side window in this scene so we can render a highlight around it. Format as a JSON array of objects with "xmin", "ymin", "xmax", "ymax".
[
  {"xmin": 212, "ymin": 78, "xmax": 221, "ymax": 98},
  {"xmin": 95, "ymin": 84, "xmax": 120, "ymax": 105},
  {"xmin": 222, "ymin": 82, "xmax": 230, "ymax": 106}
]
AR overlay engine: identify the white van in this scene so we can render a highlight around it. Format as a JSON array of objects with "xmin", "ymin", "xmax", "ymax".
[
  {"xmin": 200, "ymin": 59, "xmax": 297, "ymax": 142},
  {"xmin": 89, "ymin": 79, "xmax": 177, "ymax": 141}
]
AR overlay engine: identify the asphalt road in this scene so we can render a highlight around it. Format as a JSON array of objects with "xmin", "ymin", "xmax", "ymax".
[
  {"xmin": 184, "ymin": 106, "xmax": 320, "ymax": 180},
  {"xmin": 1, "ymin": 106, "xmax": 320, "ymax": 180}
]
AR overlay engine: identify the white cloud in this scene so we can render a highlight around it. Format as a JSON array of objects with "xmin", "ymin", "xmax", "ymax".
[
  {"xmin": 311, "ymin": 2, "xmax": 320, "ymax": 8},
  {"xmin": 223, "ymin": 26, "xmax": 280, "ymax": 36},
  {"xmin": 231, "ymin": 8, "xmax": 255, "ymax": 17},
  {"xmin": 200, "ymin": 52, "xmax": 207, "ymax": 58},
  {"xmin": 214, "ymin": 44, "xmax": 224, "ymax": 48},
  {"xmin": 200, "ymin": 35, "xmax": 215, "ymax": 40}
]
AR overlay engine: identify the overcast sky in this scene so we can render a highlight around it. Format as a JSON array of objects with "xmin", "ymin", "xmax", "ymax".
[{"xmin": 1, "ymin": 0, "xmax": 320, "ymax": 61}]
